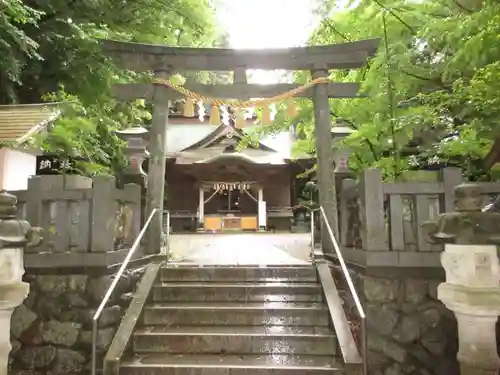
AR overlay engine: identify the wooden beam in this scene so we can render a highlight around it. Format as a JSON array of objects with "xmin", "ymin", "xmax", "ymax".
[
  {"xmin": 101, "ymin": 38, "xmax": 380, "ymax": 71},
  {"xmin": 111, "ymin": 82, "xmax": 363, "ymax": 101}
]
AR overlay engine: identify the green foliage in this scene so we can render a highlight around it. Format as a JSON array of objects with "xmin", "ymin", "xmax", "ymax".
[
  {"xmin": 31, "ymin": 91, "xmax": 151, "ymax": 175},
  {"xmin": 2, "ymin": 0, "xmax": 220, "ymax": 103},
  {"xmin": 267, "ymin": 0, "xmax": 500, "ymax": 181},
  {"xmin": 0, "ymin": 0, "xmax": 42, "ymax": 102},
  {"xmin": 1, "ymin": 0, "xmax": 222, "ymax": 175}
]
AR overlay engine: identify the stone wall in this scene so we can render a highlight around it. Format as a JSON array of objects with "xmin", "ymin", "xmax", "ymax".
[
  {"xmin": 330, "ymin": 265, "xmax": 459, "ymax": 375},
  {"xmin": 9, "ymin": 268, "xmax": 143, "ymax": 375},
  {"xmin": 364, "ymin": 275, "xmax": 458, "ymax": 375}
]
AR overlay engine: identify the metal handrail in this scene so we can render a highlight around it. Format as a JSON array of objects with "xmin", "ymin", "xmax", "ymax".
[
  {"xmin": 91, "ymin": 208, "xmax": 169, "ymax": 375},
  {"xmin": 315, "ymin": 206, "xmax": 367, "ymax": 375}
]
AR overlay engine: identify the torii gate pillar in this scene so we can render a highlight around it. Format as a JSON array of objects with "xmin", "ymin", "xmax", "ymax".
[
  {"xmin": 146, "ymin": 71, "xmax": 169, "ymax": 253},
  {"xmin": 311, "ymin": 68, "xmax": 339, "ymax": 250}
]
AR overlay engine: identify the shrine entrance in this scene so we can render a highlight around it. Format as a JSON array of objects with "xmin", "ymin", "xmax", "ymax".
[
  {"xmin": 102, "ymin": 38, "xmax": 380, "ymax": 251},
  {"xmin": 202, "ymin": 182, "xmax": 259, "ymax": 232}
]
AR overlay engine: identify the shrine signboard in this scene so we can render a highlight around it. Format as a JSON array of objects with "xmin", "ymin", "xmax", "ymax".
[{"xmin": 35, "ymin": 154, "xmax": 83, "ymax": 175}]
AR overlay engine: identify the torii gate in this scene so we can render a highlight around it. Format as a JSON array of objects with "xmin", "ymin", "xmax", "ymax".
[{"xmin": 101, "ymin": 38, "xmax": 380, "ymax": 253}]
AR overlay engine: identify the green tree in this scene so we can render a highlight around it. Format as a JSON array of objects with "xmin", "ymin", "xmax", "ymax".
[
  {"xmin": 1, "ymin": 0, "xmax": 223, "ymax": 175},
  {"xmin": 0, "ymin": 0, "xmax": 41, "ymax": 102},
  {"xmin": 268, "ymin": 0, "xmax": 500, "ymax": 181},
  {"xmin": 3, "ymin": 0, "xmax": 220, "ymax": 104}
]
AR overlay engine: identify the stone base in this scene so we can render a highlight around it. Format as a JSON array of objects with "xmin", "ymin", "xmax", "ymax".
[
  {"xmin": 330, "ymin": 265, "xmax": 460, "ymax": 375},
  {"xmin": 8, "ymin": 268, "xmax": 144, "ymax": 375}
]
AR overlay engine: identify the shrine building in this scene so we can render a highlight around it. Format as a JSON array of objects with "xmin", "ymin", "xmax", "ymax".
[
  {"xmin": 163, "ymin": 112, "xmax": 310, "ymax": 233},
  {"xmin": 117, "ymin": 110, "xmax": 353, "ymax": 234}
]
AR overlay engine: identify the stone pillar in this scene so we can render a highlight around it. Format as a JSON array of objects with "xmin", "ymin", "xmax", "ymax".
[
  {"xmin": 311, "ymin": 68, "xmax": 338, "ymax": 251},
  {"xmin": 197, "ymin": 187, "xmax": 204, "ymax": 232},
  {"xmin": 0, "ymin": 191, "xmax": 42, "ymax": 375},
  {"xmin": 115, "ymin": 127, "xmax": 149, "ymax": 226},
  {"xmin": 146, "ymin": 71, "xmax": 170, "ymax": 254},
  {"xmin": 423, "ymin": 183, "xmax": 500, "ymax": 375},
  {"xmin": 258, "ymin": 187, "xmax": 265, "ymax": 231}
]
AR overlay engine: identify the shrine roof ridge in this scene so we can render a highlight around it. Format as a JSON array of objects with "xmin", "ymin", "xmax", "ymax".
[
  {"xmin": 100, "ymin": 38, "xmax": 380, "ymax": 71},
  {"xmin": 180, "ymin": 124, "xmax": 276, "ymax": 153}
]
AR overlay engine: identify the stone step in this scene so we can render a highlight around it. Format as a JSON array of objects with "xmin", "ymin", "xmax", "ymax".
[
  {"xmin": 133, "ymin": 325, "xmax": 337, "ymax": 355},
  {"xmin": 120, "ymin": 353, "xmax": 344, "ymax": 375},
  {"xmin": 142, "ymin": 302, "xmax": 330, "ymax": 326},
  {"xmin": 160, "ymin": 266, "xmax": 317, "ymax": 283},
  {"xmin": 152, "ymin": 282, "xmax": 323, "ymax": 302}
]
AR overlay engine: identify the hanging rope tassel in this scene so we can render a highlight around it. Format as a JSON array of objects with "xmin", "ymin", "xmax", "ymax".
[
  {"xmin": 183, "ymin": 98, "xmax": 195, "ymax": 117},
  {"xmin": 152, "ymin": 77, "xmax": 332, "ymax": 125},
  {"xmin": 287, "ymin": 99, "xmax": 297, "ymax": 118},
  {"xmin": 262, "ymin": 106, "xmax": 272, "ymax": 126},
  {"xmin": 209, "ymin": 103, "xmax": 221, "ymax": 125},
  {"xmin": 234, "ymin": 109, "xmax": 245, "ymax": 129}
]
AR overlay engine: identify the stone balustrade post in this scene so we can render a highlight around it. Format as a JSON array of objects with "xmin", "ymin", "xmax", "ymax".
[{"xmin": 423, "ymin": 183, "xmax": 500, "ymax": 375}]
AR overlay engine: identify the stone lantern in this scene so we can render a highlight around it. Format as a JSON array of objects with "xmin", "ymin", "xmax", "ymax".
[
  {"xmin": 331, "ymin": 118, "xmax": 355, "ymax": 195},
  {"xmin": 422, "ymin": 183, "xmax": 500, "ymax": 375},
  {"xmin": 115, "ymin": 127, "xmax": 150, "ymax": 183},
  {"xmin": 0, "ymin": 190, "xmax": 42, "ymax": 375},
  {"xmin": 115, "ymin": 126, "xmax": 149, "ymax": 176},
  {"xmin": 115, "ymin": 127, "xmax": 150, "ymax": 227},
  {"xmin": 331, "ymin": 117, "xmax": 354, "ymax": 176}
]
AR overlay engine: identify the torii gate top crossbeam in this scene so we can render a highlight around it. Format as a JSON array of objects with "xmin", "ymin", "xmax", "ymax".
[{"xmin": 100, "ymin": 38, "xmax": 380, "ymax": 72}]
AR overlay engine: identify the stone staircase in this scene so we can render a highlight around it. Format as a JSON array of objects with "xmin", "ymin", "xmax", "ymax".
[{"xmin": 105, "ymin": 263, "xmax": 358, "ymax": 375}]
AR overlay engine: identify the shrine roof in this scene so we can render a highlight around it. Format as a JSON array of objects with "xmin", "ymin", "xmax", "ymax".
[
  {"xmin": 165, "ymin": 119, "xmax": 308, "ymax": 163},
  {"xmin": 195, "ymin": 153, "xmax": 286, "ymax": 165},
  {"xmin": 173, "ymin": 148, "xmax": 289, "ymax": 165},
  {"xmin": 166, "ymin": 123, "xmax": 216, "ymax": 152},
  {"xmin": 0, "ymin": 103, "xmax": 61, "ymax": 144}
]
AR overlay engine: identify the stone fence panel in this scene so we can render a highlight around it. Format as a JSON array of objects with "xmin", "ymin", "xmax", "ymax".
[
  {"xmin": 8, "ymin": 175, "xmax": 141, "ymax": 269},
  {"xmin": 339, "ymin": 168, "xmax": 500, "ymax": 256}
]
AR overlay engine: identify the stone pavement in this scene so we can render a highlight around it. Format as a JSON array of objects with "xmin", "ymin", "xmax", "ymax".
[{"xmin": 167, "ymin": 233, "xmax": 311, "ymax": 265}]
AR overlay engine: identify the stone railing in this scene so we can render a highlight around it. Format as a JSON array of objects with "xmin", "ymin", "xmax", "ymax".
[
  {"xmin": 332, "ymin": 170, "xmax": 500, "ymax": 375},
  {"xmin": 3, "ymin": 187, "xmax": 143, "ymax": 375},
  {"xmin": 338, "ymin": 168, "xmax": 500, "ymax": 264},
  {"xmin": 9, "ymin": 175, "xmax": 141, "ymax": 268}
]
